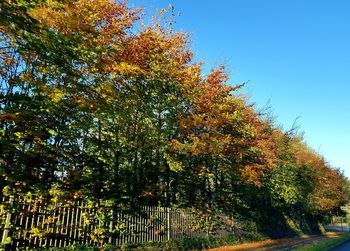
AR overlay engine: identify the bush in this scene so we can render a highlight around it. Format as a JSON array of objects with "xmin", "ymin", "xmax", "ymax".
[
  {"xmin": 33, "ymin": 232, "xmax": 267, "ymax": 251},
  {"xmin": 120, "ymin": 232, "xmax": 266, "ymax": 250}
]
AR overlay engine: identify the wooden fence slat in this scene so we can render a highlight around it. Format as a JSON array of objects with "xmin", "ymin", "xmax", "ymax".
[
  {"xmin": 29, "ymin": 203, "xmax": 35, "ymax": 247},
  {"xmin": 1, "ymin": 196, "xmax": 13, "ymax": 248},
  {"xmin": 74, "ymin": 203, "xmax": 78, "ymax": 246}
]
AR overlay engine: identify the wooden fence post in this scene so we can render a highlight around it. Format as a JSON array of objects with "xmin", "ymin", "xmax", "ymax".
[
  {"xmin": 109, "ymin": 208, "xmax": 114, "ymax": 245},
  {"xmin": 206, "ymin": 215, "xmax": 210, "ymax": 237},
  {"xmin": 167, "ymin": 208, "xmax": 171, "ymax": 241},
  {"xmin": 2, "ymin": 196, "xmax": 14, "ymax": 245}
]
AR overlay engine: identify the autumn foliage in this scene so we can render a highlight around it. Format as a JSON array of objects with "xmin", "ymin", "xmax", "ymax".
[{"xmin": 0, "ymin": 0, "xmax": 349, "ymax": 234}]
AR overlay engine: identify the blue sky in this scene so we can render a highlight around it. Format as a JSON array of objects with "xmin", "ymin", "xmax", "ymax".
[{"xmin": 130, "ymin": 0, "xmax": 350, "ymax": 177}]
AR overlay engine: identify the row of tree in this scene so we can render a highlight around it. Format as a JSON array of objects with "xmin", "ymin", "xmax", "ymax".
[{"xmin": 1, "ymin": 0, "xmax": 349, "ymax": 229}]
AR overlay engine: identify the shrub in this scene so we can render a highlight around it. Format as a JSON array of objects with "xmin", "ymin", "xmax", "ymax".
[{"xmin": 33, "ymin": 232, "xmax": 267, "ymax": 251}]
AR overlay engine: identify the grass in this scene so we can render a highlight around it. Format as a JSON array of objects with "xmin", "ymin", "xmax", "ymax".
[{"xmin": 293, "ymin": 232, "xmax": 350, "ymax": 251}]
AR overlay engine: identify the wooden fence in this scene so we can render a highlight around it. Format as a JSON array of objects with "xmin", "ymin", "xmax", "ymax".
[{"xmin": 0, "ymin": 196, "xmax": 236, "ymax": 249}]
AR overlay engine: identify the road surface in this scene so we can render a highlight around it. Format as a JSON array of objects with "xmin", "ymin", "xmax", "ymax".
[{"xmin": 325, "ymin": 226, "xmax": 350, "ymax": 232}]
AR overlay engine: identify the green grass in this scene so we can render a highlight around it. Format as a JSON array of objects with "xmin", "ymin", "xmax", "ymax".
[{"xmin": 293, "ymin": 232, "xmax": 350, "ymax": 251}]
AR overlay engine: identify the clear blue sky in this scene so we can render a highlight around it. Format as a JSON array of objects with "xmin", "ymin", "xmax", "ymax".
[{"xmin": 130, "ymin": 0, "xmax": 350, "ymax": 177}]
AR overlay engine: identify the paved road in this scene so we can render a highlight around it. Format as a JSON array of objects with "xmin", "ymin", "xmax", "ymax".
[
  {"xmin": 325, "ymin": 226, "xmax": 350, "ymax": 232},
  {"xmin": 328, "ymin": 240, "xmax": 350, "ymax": 251}
]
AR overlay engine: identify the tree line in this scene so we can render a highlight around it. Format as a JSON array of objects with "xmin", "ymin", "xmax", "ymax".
[{"xmin": 1, "ymin": 0, "xmax": 349, "ymax": 233}]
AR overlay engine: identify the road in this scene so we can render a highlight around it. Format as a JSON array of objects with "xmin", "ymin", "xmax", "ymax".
[
  {"xmin": 325, "ymin": 226, "xmax": 350, "ymax": 232},
  {"xmin": 328, "ymin": 240, "xmax": 350, "ymax": 251}
]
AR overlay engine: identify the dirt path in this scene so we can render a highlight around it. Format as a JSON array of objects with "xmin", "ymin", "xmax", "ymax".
[{"xmin": 205, "ymin": 232, "xmax": 345, "ymax": 251}]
